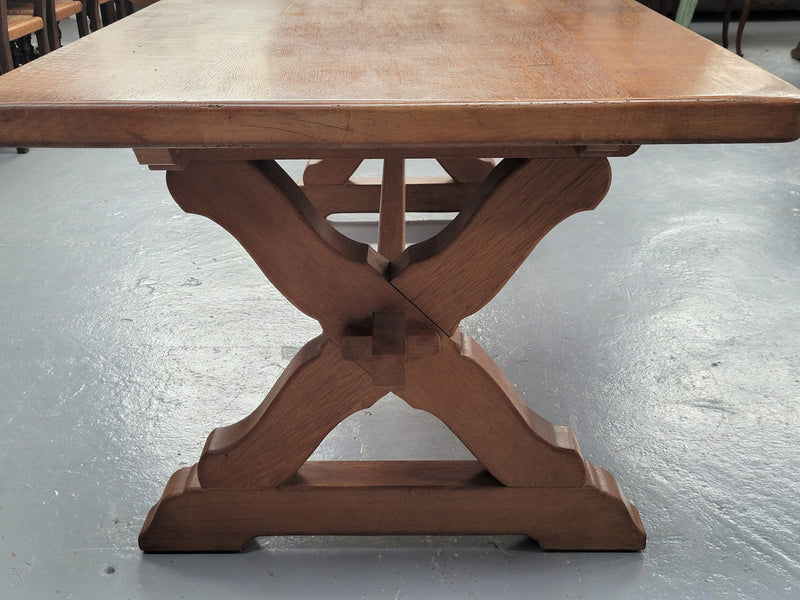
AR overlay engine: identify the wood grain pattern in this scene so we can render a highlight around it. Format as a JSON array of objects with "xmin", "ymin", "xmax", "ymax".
[
  {"xmin": 399, "ymin": 330, "xmax": 588, "ymax": 487},
  {"xmin": 370, "ymin": 311, "xmax": 407, "ymax": 386},
  {"xmin": 342, "ymin": 327, "xmax": 440, "ymax": 361},
  {"xmin": 436, "ymin": 158, "xmax": 495, "ymax": 183},
  {"xmin": 392, "ymin": 157, "xmax": 612, "ymax": 335},
  {"xmin": 377, "ymin": 159, "xmax": 406, "ymax": 261},
  {"xmin": 166, "ymin": 159, "xmax": 412, "ymax": 338},
  {"xmin": 6, "ymin": 0, "xmax": 785, "ymax": 556},
  {"xmin": 138, "ymin": 153, "xmax": 649, "ymax": 550},
  {"xmin": 301, "ymin": 159, "xmax": 362, "ymax": 185},
  {"xmin": 197, "ymin": 336, "xmax": 385, "ymax": 489},
  {"xmin": 139, "ymin": 461, "xmax": 646, "ymax": 552},
  {"xmin": 0, "ymin": 0, "xmax": 797, "ymax": 149},
  {"xmin": 133, "ymin": 147, "xmax": 185, "ymax": 171},
  {"xmin": 303, "ymin": 177, "xmax": 477, "ymax": 217},
  {"xmin": 136, "ymin": 145, "xmax": 640, "ymax": 164},
  {"xmin": 168, "ymin": 158, "xmax": 599, "ymax": 491}
]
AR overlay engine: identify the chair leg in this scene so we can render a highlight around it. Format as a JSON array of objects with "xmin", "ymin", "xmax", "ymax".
[
  {"xmin": 87, "ymin": 0, "xmax": 102, "ymax": 31},
  {"xmin": 76, "ymin": 12, "xmax": 90, "ymax": 37},
  {"xmin": 1, "ymin": 35, "xmax": 13, "ymax": 73},
  {"xmin": 722, "ymin": 0, "xmax": 732, "ymax": 48},
  {"xmin": 0, "ymin": 52, "xmax": 12, "ymax": 75},
  {"xmin": 115, "ymin": 0, "xmax": 130, "ymax": 17},
  {"xmin": 792, "ymin": 42, "xmax": 800, "ymax": 60},
  {"xmin": 674, "ymin": 0, "xmax": 698, "ymax": 28},
  {"xmin": 47, "ymin": 20, "xmax": 60, "ymax": 50},
  {"xmin": 19, "ymin": 36, "xmax": 37, "ymax": 63},
  {"xmin": 34, "ymin": 27, "xmax": 51, "ymax": 55},
  {"xmin": 735, "ymin": 0, "xmax": 752, "ymax": 57},
  {"xmin": 9, "ymin": 39, "xmax": 24, "ymax": 67},
  {"xmin": 100, "ymin": 2, "xmax": 116, "ymax": 25}
]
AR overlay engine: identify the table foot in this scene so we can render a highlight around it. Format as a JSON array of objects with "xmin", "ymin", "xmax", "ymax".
[{"xmin": 139, "ymin": 461, "xmax": 645, "ymax": 552}]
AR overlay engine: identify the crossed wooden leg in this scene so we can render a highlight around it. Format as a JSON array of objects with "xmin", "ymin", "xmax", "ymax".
[{"xmin": 138, "ymin": 156, "xmax": 646, "ymax": 552}]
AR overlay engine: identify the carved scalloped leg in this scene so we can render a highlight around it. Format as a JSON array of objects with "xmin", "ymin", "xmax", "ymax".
[
  {"xmin": 139, "ymin": 154, "xmax": 646, "ymax": 552},
  {"xmin": 400, "ymin": 330, "xmax": 588, "ymax": 488},
  {"xmin": 196, "ymin": 335, "xmax": 385, "ymax": 489}
]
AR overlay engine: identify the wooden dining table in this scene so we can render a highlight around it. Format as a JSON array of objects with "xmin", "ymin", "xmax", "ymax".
[{"xmin": 1, "ymin": 0, "xmax": 798, "ymax": 553}]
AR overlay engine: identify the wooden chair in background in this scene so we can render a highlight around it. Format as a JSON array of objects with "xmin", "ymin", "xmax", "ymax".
[
  {"xmin": 675, "ymin": 0, "xmax": 751, "ymax": 56},
  {"xmin": 45, "ymin": 0, "xmax": 88, "ymax": 48},
  {"xmin": 87, "ymin": 0, "xmax": 159, "ymax": 32},
  {"xmin": 7, "ymin": 0, "xmax": 88, "ymax": 49},
  {"xmin": 1, "ymin": 0, "xmax": 49, "ymax": 73},
  {"xmin": 86, "ymin": 0, "xmax": 117, "ymax": 31},
  {"xmin": 721, "ymin": 0, "xmax": 752, "ymax": 56},
  {"xmin": 1, "ymin": 0, "xmax": 51, "ymax": 153}
]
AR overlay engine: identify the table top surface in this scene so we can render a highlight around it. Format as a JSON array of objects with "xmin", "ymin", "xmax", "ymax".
[{"xmin": 0, "ymin": 0, "xmax": 799, "ymax": 152}]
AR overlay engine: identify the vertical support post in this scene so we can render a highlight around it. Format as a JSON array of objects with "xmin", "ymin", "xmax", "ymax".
[{"xmin": 378, "ymin": 159, "xmax": 406, "ymax": 261}]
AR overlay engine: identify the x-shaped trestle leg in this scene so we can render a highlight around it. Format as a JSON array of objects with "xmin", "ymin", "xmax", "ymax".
[{"xmin": 139, "ymin": 156, "xmax": 646, "ymax": 552}]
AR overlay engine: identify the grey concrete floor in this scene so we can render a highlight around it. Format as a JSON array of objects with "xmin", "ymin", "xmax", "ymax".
[{"xmin": 1, "ymin": 15, "xmax": 799, "ymax": 600}]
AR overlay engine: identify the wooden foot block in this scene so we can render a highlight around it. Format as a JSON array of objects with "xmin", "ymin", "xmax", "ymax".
[{"xmin": 139, "ymin": 461, "xmax": 645, "ymax": 552}]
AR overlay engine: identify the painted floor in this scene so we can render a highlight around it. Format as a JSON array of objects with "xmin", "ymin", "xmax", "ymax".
[{"xmin": 1, "ymin": 16, "xmax": 799, "ymax": 600}]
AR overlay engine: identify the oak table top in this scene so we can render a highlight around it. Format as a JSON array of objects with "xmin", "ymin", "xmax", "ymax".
[{"xmin": 0, "ymin": 0, "xmax": 799, "ymax": 153}]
